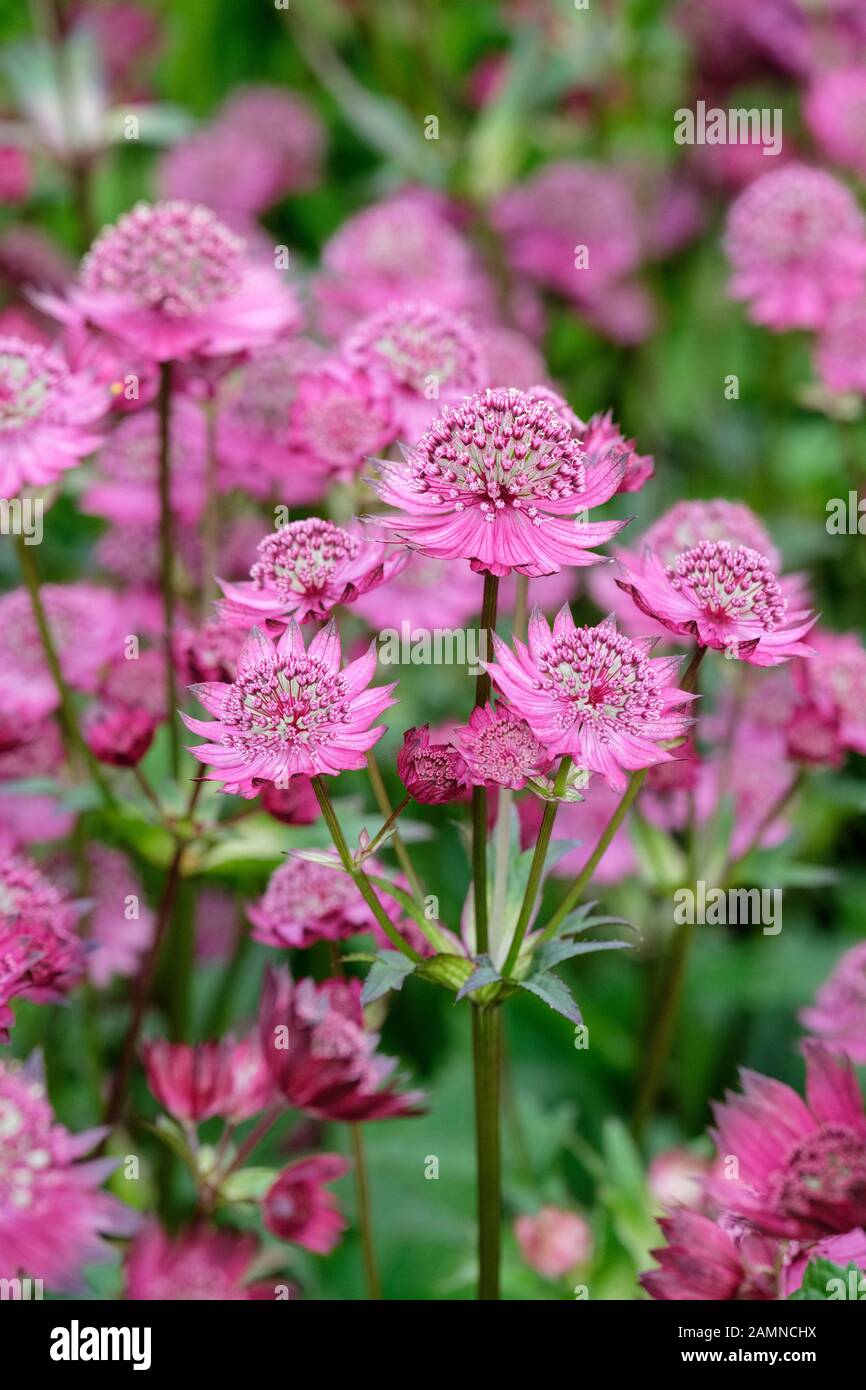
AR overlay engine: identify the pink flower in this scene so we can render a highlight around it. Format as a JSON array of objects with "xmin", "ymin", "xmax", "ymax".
[
  {"xmin": 0, "ymin": 846, "xmax": 85, "ymax": 1041},
  {"xmin": 173, "ymin": 618, "xmax": 245, "ymax": 686},
  {"xmin": 475, "ymin": 326, "xmax": 546, "ymax": 391},
  {"xmin": 259, "ymin": 777, "xmax": 320, "ymax": 826},
  {"xmin": 41, "ymin": 201, "xmax": 300, "ymax": 361},
  {"xmin": 696, "ymin": 719, "xmax": 797, "ymax": 861},
  {"xmin": 784, "ymin": 1228, "xmax": 866, "ymax": 1297},
  {"xmin": 707, "ymin": 1042, "xmax": 866, "ymax": 1240},
  {"xmin": 288, "ymin": 358, "xmax": 395, "ymax": 481},
  {"xmin": 805, "ymin": 68, "xmax": 866, "ymax": 181},
  {"xmin": 158, "ymin": 126, "xmax": 298, "ymax": 223},
  {"xmin": 800, "ymin": 943, "xmax": 866, "ymax": 1065},
  {"xmin": 0, "ymin": 1054, "xmax": 137, "ymax": 1287},
  {"xmin": 579, "ymin": 409, "xmax": 654, "ymax": 495},
  {"xmin": 514, "ymin": 1206, "xmax": 593, "ymax": 1279},
  {"xmin": 641, "ymin": 1210, "xmax": 777, "ymax": 1301},
  {"xmin": 397, "ymin": 725, "xmax": 468, "ymax": 803},
  {"xmin": 647, "ymin": 1148, "xmax": 712, "ymax": 1211},
  {"xmin": 485, "ymin": 608, "xmax": 694, "ymax": 792},
  {"xmin": 218, "ymin": 85, "xmax": 326, "ymax": 197},
  {"xmin": 342, "ymin": 300, "xmax": 487, "ymax": 440},
  {"xmin": 0, "ymin": 336, "xmax": 104, "ymax": 495},
  {"xmin": 248, "ymin": 852, "xmax": 401, "ymax": 950},
  {"xmin": 372, "ymin": 387, "xmax": 628, "ymax": 578},
  {"xmin": 263, "ymin": 1154, "xmax": 350, "ymax": 1254},
  {"xmin": 0, "ymin": 584, "xmax": 124, "ymax": 706},
  {"xmin": 0, "ymin": 146, "xmax": 32, "ymax": 204},
  {"xmin": 815, "ymin": 294, "xmax": 866, "ymax": 394},
  {"xmin": 259, "ymin": 966, "xmax": 424, "ymax": 1122},
  {"xmin": 125, "ymin": 1223, "xmax": 274, "ymax": 1300},
  {"xmin": 85, "ymin": 845, "xmax": 155, "ymax": 989},
  {"xmin": 724, "ymin": 165, "xmax": 866, "ymax": 329},
  {"xmin": 183, "ymin": 621, "xmax": 397, "ymax": 796},
  {"xmin": 616, "ymin": 541, "xmax": 815, "ymax": 666},
  {"xmin": 144, "ymin": 1036, "xmax": 275, "ymax": 1125},
  {"xmin": 217, "ymin": 518, "xmax": 408, "ymax": 629},
  {"xmin": 641, "ymin": 499, "xmax": 780, "ymax": 569},
  {"xmin": 85, "ymin": 700, "xmax": 156, "ymax": 767},
  {"xmin": 83, "ymin": 395, "xmax": 211, "ymax": 525},
  {"xmin": 455, "ymin": 702, "xmax": 551, "ymax": 790}
]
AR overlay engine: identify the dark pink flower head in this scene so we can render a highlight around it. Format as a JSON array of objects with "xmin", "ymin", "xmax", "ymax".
[
  {"xmin": 486, "ymin": 607, "xmax": 694, "ymax": 792},
  {"xmin": 617, "ymin": 541, "xmax": 815, "ymax": 666},
  {"xmin": 85, "ymin": 699, "xmax": 157, "ymax": 767},
  {"xmin": 397, "ymin": 725, "xmax": 468, "ymax": 804},
  {"xmin": 805, "ymin": 68, "xmax": 866, "ymax": 182},
  {"xmin": 455, "ymin": 702, "xmax": 552, "ymax": 790},
  {"xmin": 248, "ymin": 852, "xmax": 400, "ymax": 950},
  {"xmin": 579, "ymin": 409, "xmax": 654, "ymax": 496},
  {"xmin": 259, "ymin": 777, "xmax": 320, "ymax": 826},
  {"xmin": 640, "ymin": 1209, "xmax": 777, "ymax": 1301},
  {"xmin": 372, "ymin": 386, "xmax": 628, "ymax": 578},
  {"xmin": 46, "ymin": 201, "xmax": 299, "ymax": 361},
  {"xmin": 708, "ymin": 1041, "xmax": 866, "ymax": 1241},
  {"xmin": 801, "ymin": 943, "xmax": 866, "ymax": 1065},
  {"xmin": 125, "ymin": 1223, "xmax": 273, "ymax": 1300},
  {"xmin": 263, "ymin": 1154, "xmax": 350, "ymax": 1254},
  {"xmin": 217, "ymin": 518, "xmax": 408, "ymax": 630},
  {"xmin": 183, "ymin": 621, "xmax": 397, "ymax": 796},
  {"xmin": 815, "ymin": 293, "xmax": 866, "ymax": 394},
  {"xmin": 259, "ymin": 966, "xmax": 425, "ymax": 1122},
  {"xmin": 289, "ymin": 359, "xmax": 395, "ymax": 481},
  {"xmin": 724, "ymin": 164, "xmax": 866, "ymax": 329},
  {"xmin": 0, "ymin": 845, "xmax": 85, "ymax": 1041},
  {"xmin": 342, "ymin": 300, "xmax": 487, "ymax": 440},
  {"xmin": 791, "ymin": 629, "xmax": 866, "ymax": 757},
  {"xmin": 0, "ymin": 336, "xmax": 104, "ymax": 496},
  {"xmin": 219, "ymin": 85, "xmax": 326, "ymax": 197},
  {"xmin": 173, "ymin": 618, "xmax": 245, "ymax": 686},
  {"xmin": 143, "ymin": 1036, "xmax": 275, "ymax": 1125}
]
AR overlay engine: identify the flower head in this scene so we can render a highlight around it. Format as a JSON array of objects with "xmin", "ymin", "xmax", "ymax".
[
  {"xmin": 641, "ymin": 499, "xmax": 780, "ymax": 569},
  {"xmin": 85, "ymin": 700, "xmax": 157, "ymax": 767},
  {"xmin": 397, "ymin": 725, "xmax": 468, "ymax": 803},
  {"xmin": 724, "ymin": 165, "xmax": 866, "ymax": 329},
  {"xmin": 217, "ymin": 518, "xmax": 407, "ymax": 629},
  {"xmin": 801, "ymin": 943, "xmax": 866, "ymax": 1065},
  {"xmin": 173, "ymin": 618, "xmax": 245, "ymax": 686},
  {"xmin": 289, "ymin": 359, "xmax": 395, "ymax": 480},
  {"xmin": 263, "ymin": 1155, "xmax": 350, "ymax": 1254},
  {"xmin": 791, "ymin": 630, "xmax": 866, "ymax": 757},
  {"xmin": 259, "ymin": 777, "xmax": 320, "ymax": 826},
  {"xmin": 0, "ymin": 336, "xmax": 104, "ymax": 496},
  {"xmin": 125, "ymin": 1223, "xmax": 273, "ymax": 1300},
  {"xmin": 372, "ymin": 387, "xmax": 628, "ymax": 577},
  {"xmin": 514, "ymin": 1206, "xmax": 593, "ymax": 1280},
  {"xmin": 85, "ymin": 845, "xmax": 154, "ymax": 989},
  {"xmin": 219, "ymin": 85, "xmax": 325, "ymax": 196},
  {"xmin": 616, "ymin": 541, "xmax": 814, "ymax": 666},
  {"xmin": 805, "ymin": 68, "xmax": 866, "ymax": 182},
  {"xmin": 579, "ymin": 409, "xmax": 654, "ymax": 496},
  {"xmin": 0, "ymin": 584, "xmax": 124, "ymax": 710},
  {"xmin": 486, "ymin": 607, "xmax": 694, "ymax": 792},
  {"xmin": 144, "ymin": 1036, "xmax": 274, "ymax": 1125},
  {"xmin": 183, "ymin": 621, "xmax": 396, "ymax": 796},
  {"xmin": 259, "ymin": 966, "xmax": 424, "ymax": 1122},
  {"xmin": 815, "ymin": 293, "xmax": 866, "ymax": 395},
  {"xmin": 455, "ymin": 702, "xmax": 551, "ymax": 790},
  {"xmin": 248, "ymin": 852, "xmax": 401, "ymax": 950},
  {"xmin": 0, "ymin": 846, "xmax": 85, "ymax": 1041},
  {"xmin": 640, "ymin": 1210, "xmax": 777, "ymax": 1301}
]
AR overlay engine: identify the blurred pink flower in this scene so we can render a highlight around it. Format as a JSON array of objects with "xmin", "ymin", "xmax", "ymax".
[
  {"xmin": 85, "ymin": 844, "xmax": 154, "ymax": 989},
  {"xmin": 263, "ymin": 1154, "xmax": 350, "ymax": 1253},
  {"xmin": 183, "ymin": 621, "xmax": 396, "ymax": 795},
  {"xmin": 642, "ymin": 499, "xmax": 780, "ymax": 569},
  {"xmin": 514, "ymin": 1206, "xmax": 593, "ymax": 1279},
  {"xmin": 288, "ymin": 358, "xmax": 395, "ymax": 481},
  {"xmin": 790, "ymin": 629, "xmax": 866, "ymax": 758},
  {"xmin": 475, "ymin": 325, "xmax": 546, "ymax": 391},
  {"xmin": 259, "ymin": 777, "xmax": 320, "ymax": 826},
  {"xmin": 805, "ymin": 68, "xmax": 866, "ymax": 181},
  {"xmin": 144, "ymin": 1036, "xmax": 275, "ymax": 1125},
  {"xmin": 0, "ymin": 336, "xmax": 105, "ymax": 495},
  {"xmin": 0, "ymin": 584, "xmax": 123, "ymax": 705},
  {"xmin": 455, "ymin": 702, "xmax": 551, "ymax": 790},
  {"xmin": 174, "ymin": 618, "xmax": 245, "ymax": 686},
  {"xmin": 647, "ymin": 1148, "xmax": 711, "ymax": 1211},
  {"xmin": 83, "ymin": 396, "xmax": 207, "ymax": 524},
  {"xmin": 800, "ymin": 942, "xmax": 866, "ymax": 1064},
  {"xmin": 125, "ymin": 1223, "xmax": 273, "ymax": 1300},
  {"xmin": 397, "ymin": 725, "xmax": 468, "ymax": 803},
  {"xmin": 85, "ymin": 699, "xmax": 156, "ymax": 767},
  {"xmin": 0, "ymin": 846, "xmax": 85, "ymax": 1041},
  {"xmin": 579, "ymin": 409, "xmax": 654, "ymax": 495},
  {"xmin": 248, "ymin": 852, "xmax": 402, "ymax": 950},
  {"xmin": 815, "ymin": 294, "xmax": 866, "ymax": 395},
  {"xmin": 219, "ymin": 85, "xmax": 326, "ymax": 196},
  {"xmin": 521, "ymin": 776, "xmax": 637, "ymax": 885},
  {"xmin": 351, "ymin": 550, "xmax": 481, "ymax": 634},
  {"xmin": 641, "ymin": 1209, "xmax": 777, "ymax": 1301},
  {"xmin": 0, "ymin": 146, "xmax": 32, "ymax": 204}
]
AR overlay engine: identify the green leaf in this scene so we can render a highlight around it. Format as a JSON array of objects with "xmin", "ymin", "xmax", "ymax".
[
  {"xmin": 361, "ymin": 950, "xmax": 417, "ymax": 1006},
  {"xmin": 455, "ymin": 954, "xmax": 501, "ymax": 1002},
  {"xmin": 789, "ymin": 1259, "xmax": 866, "ymax": 1301},
  {"xmin": 221, "ymin": 1167, "xmax": 279, "ymax": 1204},
  {"xmin": 530, "ymin": 938, "xmax": 635, "ymax": 974},
  {"xmin": 518, "ymin": 971, "xmax": 582, "ymax": 1025}
]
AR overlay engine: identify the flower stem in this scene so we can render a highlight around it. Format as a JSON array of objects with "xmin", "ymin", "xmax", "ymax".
[
  {"xmin": 349, "ymin": 1123, "xmax": 382, "ymax": 1300},
  {"xmin": 632, "ymin": 917, "xmax": 694, "ymax": 1139},
  {"xmin": 363, "ymin": 793, "xmax": 412, "ymax": 858},
  {"xmin": 472, "ymin": 573, "xmax": 500, "ymax": 954},
  {"xmin": 471, "ymin": 1003, "xmax": 502, "ymax": 1299},
  {"xmin": 365, "ymin": 752, "xmax": 424, "ymax": 902},
  {"xmin": 311, "ymin": 776, "xmax": 421, "ymax": 963},
  {"xmin": 14, "ymin": 533, "xmax": 116, "ymax": 807},
  {"xmin": 502, "ymin": 755, "xmax": 572, "ymax": 976},
  {"xmin": 157, "ymin": 360, "xmax": 181, "ymax": 778},
  {"xmin": 201, "ymin": 398, "xmax": 220, "ymax": 619}
]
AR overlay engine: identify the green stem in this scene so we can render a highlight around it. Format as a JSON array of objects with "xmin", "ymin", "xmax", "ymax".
[
  {"xmin": 472, "ymin": 573, "xmax": 500, "ymax": 954},
  {"xmin": 365, "ymin": 752, "xmax": 424, "ymax": 902},
  {"xmin": 201, "ymin": 399, "xmax": 220, "ymax": 619},
  {"xmin": 502, "ymin": 756, "xmax": 572, "ymax": 976},
  {"xmin": 311, "ymin": 776, "xmax": 421, "ymax": 963},
  {"xmin": 349, "ymin": 1124, "xmax": 382, "ymax": 1300},
  {"xmin": 362, "ymin": 793, "xmax": 412, "ymax": 859},
  {"xmin": 157, "ymin": 361, "xmax": 181, "ymax": 778},
  {"xmin": 472, "ymin": 1004, "xmax": 502, "ymax": 1300},
  {"xmin": 632, "ymin": 917, "xmax": 695, "ymax": 1139}
]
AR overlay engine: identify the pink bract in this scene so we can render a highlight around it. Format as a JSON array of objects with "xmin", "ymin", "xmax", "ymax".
[
  {"xmin": 248, "ymin": 851, "xmax": 402, "ymax": 950},
  {"xmin": 125, "ymin": 1222, "xmax": 273, "ymax": 1300},
  {"xmin": 641, "ymin": 1209, "xmax": 777, "ymax": 1301},
  {"xmin": 454, "ymin": 702, "xmax": 552, "ymax": 790},
  {"xmin": 143, "ymin": 1036, "xmax": 275, "ymax": 1124},
  {"xmin": 397, "ymin": 725, "xmax": 468, "ymax": 803}
]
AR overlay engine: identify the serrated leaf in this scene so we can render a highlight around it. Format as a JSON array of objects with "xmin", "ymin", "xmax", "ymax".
[
  {"xmin": 361, "ymin": 950, "xmax": 417, "ymax": 1006},
  {"xmin": 530, "ymin": 938, "xmax": 634, "ymax": 974},
  {"xmin": 517, "ymin": 971, "xmax": 582, "ymax": 1024},
  {"xmin": 455, "ymin": 954, "xmax": 501, "ymax": 1003}
]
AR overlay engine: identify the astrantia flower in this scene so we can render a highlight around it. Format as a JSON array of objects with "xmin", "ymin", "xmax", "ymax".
[
  {"xmin": 476, "ymin": 325, "xmax": 546, "ymax": 392},
  {"xmin": 289, "ymin": 359, "xmax": 395, "ymax": 481},
  {"xmin": 260, "ymin": 966, "xmax": 424, "ymax": 1122},
  {"xmin": 248, "ymin": 852, "xmax": 401, "ymax": 950},
  {"xmin": 801, "ymin": 943, "xmax": 866, "ymax": 1065},
  {"xmin": 259, "ymin": 777, "xmax": 320, "ymax": 826},
  {"xmin": 42, "ymin": 201, "xmax": 299, "ymax": 361},
  {"xmin": 83, "ymin": 396, "xmax": 207, "ymax": 525},
  {"xmin": 724, "ymin": 165, "xmax": 866, "ymax": 329},
  {"xmin": 0, "ymin": 846, "xmax": 85, "ymax": 1041},
  {"xmin": 485, "ymin": 607, "xmax": 694, "ymax": 792},
  {"xmin": 397, "ymin": 725, "xmax": 468, "ymax": 804},
  {"xmin": 125, "ymin": 1223, "xmax": 274, "ymax": 1300},
  {"xmin": 351, "ymin": 551, "xmax": 481, "ymax": 634},
  {"xmin": 640, "ymin": 1210, "xmax": 777, "ymax": 1301},
  {"xmin": 144, "ymin": 1036, "xmax": 275, "ymax": 1125},
  {"xmin": 0, "ymin": 1054, "xmax": 137, "ymax": 1286},
  {"xmin": 342, "ymin": 300, "xmax": 486, "ymax": 439},
  {"xmin": 219, "ymin": 85, "xmax": 326, "ymax": 197},
  {"xmin": 263, "ymin": 1155, "xmax": 350, "ymax": 1254},
  {"xmin": 372, "ymin": 387, "xmax": 628, "ymax": 578},
  {"xmin": 85, "ymin": 845, "xmax": 154, "ymax": 989},
  {"xmin": 579, "ymin": 409, "xmax": 654, "ymax": 496},
  {"xmin": 616, "ymin": 541, "xmax": 815, "ymax": 666},
  {"xmin": 455, "ymin": 702, "xmax": 551, "ymax": 790},
  {"xmin": 0, "ymin": 336, "xmax": 104, "ymax": 496},
  {"xmin": 217, "ymin": 519, "xmax": 408, "ymax": 630},
  {"xmin": 85, "ymin": 700, "xmax": 157, "ymax": 767},
  {"xmin": 805, "ymin": 69, "xmax": 866, "ymax": 182},
  {"xmin": 815, "ymin": 294, "xmax": 866, "ymax": 395},
  {"xmin": 514, "ymin": 1207, "xmax": 593, "ymax": 1280},
  {"xmin": 707, "ymin": 1042, "xmax": 866, "ymax": 1240},
  {"xmin": 158, "ymin": 125, "xmax": 286, "ymax": 223},
  {"xmin": 0, "ymin": 584, "xmax": 123, "ymax": 705},
  {"xmin": 791, "ymin": 630, "xmax": 866, "ymax": 757},
  {"xmin": 173, "ymin": 618, "xmax": 245, "ymax": 686},
  {"xmin": 183, "ymin": 621, "xmax": 396, "ymax": 796}
]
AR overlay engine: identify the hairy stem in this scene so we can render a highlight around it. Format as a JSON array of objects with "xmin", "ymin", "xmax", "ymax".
[
  {"xmin": 502, "ymin": 755, "xmax": 572, "ymax": 976},
  {"xmin": 350, "ymin": 1123, "xmax": 382, "ymax": 1300},
  {"xmin": 472, "ymin": 1003, "xmax": 502, "ymax": 1300}
]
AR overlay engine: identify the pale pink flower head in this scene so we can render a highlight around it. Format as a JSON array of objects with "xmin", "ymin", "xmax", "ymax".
[
  {"xmin": 616, "ymin": 541, "xmax": 815, "ymax": 666},
  {"xmin": 217, "ymin": 518, "xmax": 408, "ymax": 630},
  {"xmin": 0, "ymin": 1054, "xmax": 137, "ymax": 1287},
  {"xmin": 647, "ymin": 1147, "xmax": 711, "ymax": 1211},
  {"xmin": 724, "ymin": 164, "xmax": 866, "ymax": 329},
  {"xmin": 219, "ymin": 85, "xmax": 326, "ymax": 197},
  {"xmin": 85, "ymin": 844, "xmax": 154, "ymax": 989},
  {"xmin": 642, "ymin": 498, "xmax": 780, "ymax": 569},
  {"xmin": 0, "ymin": 845, "xmax": 85, "ymax": 1041},
  {"xmin": 486, "ymin": 608, "xmax": 694, "ymax": 792},
  {"xmin": 47, "ymin": 201, "xmax": 299, "ymax": 361},
  {"xmin": 805, "ymin": 68, "xmax": 866, "ymax": 182},
  {"xmin": 372, "ymin": 386, "xmax": 628, "ymax": 578},
  {"xmin": 0, "ymin": 336, "xmax": 104, "ymax": 496},
  {"xmin": 791, "ymin": 629, "xmax": 866, "ymax": 757},
  {"xmin": 173, "ymin": 618, "xmax": 245, "ymax": 686},
  {"xmin": 158, "ymin": 125, "xmax": 293, "ymax": 222},
  {"xmin": 707, "ymin": 1041, "xmax": 866, "ymax": 1240},
  {"xmin": 0, "ymin": 584, "xmax": 123, "ymax": 704},
  {"xmin": 641, "ymin": 1209, "xmax": 777, "ymax": 1301},
  {"xmin": 455, "ymin": 702, "xmax": 552, "ymax": 790},
  {"xmin": 248, "ymin": 852, "xmax": 401, "ymax": 950},
  {"xmin": 85, "ymin": 699, "xmax": 157, "ymax": 767},
  {"xmin": 475, "ymin": 326, "xmax": 546, "ymax": 392},
  {"xmin": 144, "ymin": 1035, "xmax": 275, "ymax": 1125},
  {"xmin": 263, "ymin": 1154, "xmax": 350, "ymax": 1254},
  {"xmin": 815, "ymin": 294, "xmax": 866, "ymax": 395},
  {"xmin": 125, "ymin": 1223, "xmax": 272, "ymax": 1300},
  {"xmin": 397, "ymin": 725, "xmax": 468, "ymax": 804},
  {"xmin": 342, "ymin": 300, "xmax": 487, "ymax": 440},
  {"xmin": 579, "ymin": 409, "xmax": 654, "ymax": 495},
  {"xmin": 183, "ymin": 621, "xmax": 397, "ymax": 796},
  {"xmin": 259, "ymin": 966, "xmax": 424, "ymax": 1122},
  {"xmin": 83, "ymin": 396, "xmax": 207, "ymax": 525},
  {"xmin": 289, "ymin": 358, "xmax": 395, "ymax": 481},
  {"xmin": 800, "ymin": 942, "xmax": 866, "ymax": 1065},
  {"xmin": 514, "ymin": 1206, "xmax": 593, "ymax": 1280}
]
